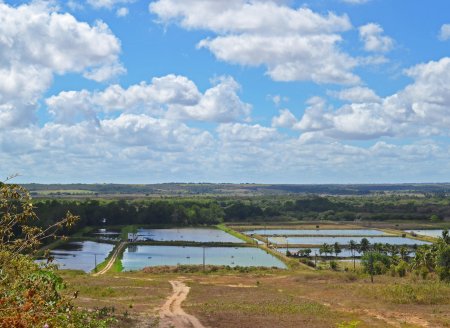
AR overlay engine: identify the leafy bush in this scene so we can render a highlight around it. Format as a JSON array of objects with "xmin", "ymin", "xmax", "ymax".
[
  {"xmin": 395, "ymin": 260, "xmax": 408, "ymax": 277},
  {"xmin": 0, "ymin": 181, "xmax": 116, "ymax": 327},
  {"xmin": 329, "ymin": 260, "xmax": 339, "ymax": 271}
]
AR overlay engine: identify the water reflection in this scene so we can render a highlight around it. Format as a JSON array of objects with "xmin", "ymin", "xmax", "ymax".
[
  {"xmin": 269, "ymin": 236, "xmax": 430, "ymax": 246},
  {"xmin": 244, "ymin": 229, "xmax": 387, "ymax": 236},
  {"xmin": 121, "ymin": 245, "xmax": 285, "ymax": 270},
  {"xmin": 44, "ymin": 241, "xmax": 114, "ymax": 272},
  {"xmin": 134, "ymin": 228, "xmax": 242, "ymax": 243}
]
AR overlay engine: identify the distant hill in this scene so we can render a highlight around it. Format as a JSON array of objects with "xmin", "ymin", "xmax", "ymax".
[{"xmin": 22, "ymin": 183, "xmax": 450, "ymax": 197}]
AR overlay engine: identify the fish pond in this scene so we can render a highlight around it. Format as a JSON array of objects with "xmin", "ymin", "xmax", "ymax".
[
  {"xmin": 268, "ymin": 236, "xmax": 430, "ymax": 246},
  {"xmin": 134, "ymin": 228, "xmax": 242, "ymax": 243},
  {"xmin": 85, "ymin": 228, "xmax": 121, "ymax": 241},
  {"xmin": 277, "ymin": 247, "xmax": 363, "ymax": 257},
  {"xmin": 45, "ymin": 240, "xmax": 114, "ymax": 272},
  {"xmin": 243, "ymin": 229, "xmax": 387, "ymax": 236},
  {"xmin": 406, "ymin": 230, "xmax": 445, "ymax": 238},
  {"xmin": 121, "ymin": 245, "xmax": 286, "ymax": 270}
]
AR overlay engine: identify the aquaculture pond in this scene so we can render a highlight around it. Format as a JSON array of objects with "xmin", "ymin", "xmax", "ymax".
[
  {"xmin": 121, "ymin": 245, "xmax": 286, "ymax": 270},
  {"xmin": 134, "ymin": 228, "xmax": 242, "ymax": 243},
  {"xmin": 268, "ymin": 236, "xmax": 431, "ymax": 246},
  {"xmin": 277, "ymin": 247, "xmax": 363, "ymax": 257},
  {"xmin": 85, "ymin": 228, "xmax": 121, "ymax": 241},
  {"xmin": 406, "ymin": 230, "xmax": 445, "ymax": 238},
  {"xmin": 243, "ymin": 229, "xmax": 387, "ymax": 236},
  {"xmin": 44, "ymin": 241, "xmax": 114, "ymax": 272}
]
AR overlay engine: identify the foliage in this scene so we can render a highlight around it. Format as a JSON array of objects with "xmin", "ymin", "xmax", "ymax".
[
  {"xmin": 329, "ymin": 260, "xmax": 339, "ymax": 271},
  {"xmin": 0, "ymin": 181, "xmax": 115, "ymax": 327},
  {"xmin": 411, "ymin": 229, "xmax": 450, "ymax": 282},
  {"xmin": 0, "ymin": 181, "xmax": 78, "ymax": 254},
  {"xmin": 375, "ymin": 282, "xmax": 450, "ymax": 305},
  {"xmin": 336, "ymin": 321, "xmax": 360, "ymax": 328},
  {"xmin": 361, "ymin": 251, "xmax": 391, "ymax": 280}
]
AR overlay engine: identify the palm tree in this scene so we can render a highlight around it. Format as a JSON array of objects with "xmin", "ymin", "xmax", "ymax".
[
  {"xmin": 333, "ymin": 242, "xmax": 341, "ymax": 258},
  {"xmin": 359, "ymin": 238, "xmax": 370, "ymax": 254},
  {"xmin": 349, "ymin": 240, "xmax": 357, "ymax": 271},
  {"xmin": 399, "ymin": 246, "xmax": 409, "ymax": 261},
  {"xmin": 320, "ymin": 243, "xmax": 332, "ymax": 262}
]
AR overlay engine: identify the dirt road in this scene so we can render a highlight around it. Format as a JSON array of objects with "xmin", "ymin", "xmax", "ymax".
[
  {"xmin": 93, "ymin": 242, "xmax": 126, "ymax": 276},
  {"xmin": 159, "ymin": 280, "xmax": 205, "ymax": 328}
]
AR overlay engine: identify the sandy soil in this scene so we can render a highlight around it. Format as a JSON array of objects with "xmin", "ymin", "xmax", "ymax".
[
  {"xmin": 159, "ymin": 280, "xmax": 206, "ymax": 328},
  {"xmin": 93, "ymin": 242, "xmax": 126, "ymax": 276}
]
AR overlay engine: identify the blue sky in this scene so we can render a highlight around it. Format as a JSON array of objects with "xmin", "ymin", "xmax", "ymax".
[{"xmin": 1, "ymin": 0, "xmax": 450, "ymax": 184}]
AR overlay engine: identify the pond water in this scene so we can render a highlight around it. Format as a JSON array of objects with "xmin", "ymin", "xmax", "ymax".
[
  {"xmin": 276, "ymin": 247, "xmax": 362, "ymax": 257},
  {"xmin": 243, "ymin": 229, "xmax": 387, "ymax": 236},
  {"xmin": 277, "ymin": 247, "xmax": 415, "ymax": 258},
  {"xmin": 406, "ymin": 230, "xmax": 445, "ymax": 238},
  {"xmin": 268, "ymin": 236, "xmax": 430, "ymax": 246},
  {"xmin": 134, "ymin": 228, "xmax": 242, "ymax": 243},
  {"xmin": 85, "ymin": 228, "xmax": 121, "ymax": 241},
  {"xmin": 45, "ymin": 241, "xmax": 114, "ymax": 272},
  {"xmin": 121, "ymin": 245, "xmax": 285, "ymax": 270}
]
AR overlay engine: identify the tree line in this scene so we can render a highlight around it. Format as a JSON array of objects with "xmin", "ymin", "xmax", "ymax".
[
  {"xmin": 289, "ymin": 232, "xmax": 450, "ymax": 282},
  {"xmin": 31, "ymin": 195, "xmax": 450, "ymax": 235}
]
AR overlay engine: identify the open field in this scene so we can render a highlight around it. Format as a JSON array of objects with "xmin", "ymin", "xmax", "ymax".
[
  {"xmin": 61, "ymin": 265, "xmax": 450, "ymax": 328},
  {"xmin": 31, "ymin": 215, "xmax": 450, "ymax": 327}
]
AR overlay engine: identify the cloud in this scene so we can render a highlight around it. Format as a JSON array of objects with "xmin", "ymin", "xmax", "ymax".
[
  {"xmin": 341, "ymin": 0, "xmax": 371, "ymax": 4},
  {"xmin": 0, "ymin": 2, "xmax": 123, "ymax": 128},
  {"xmin": 359, "ymin": 23, "xmax": 394, "ymax": 52},
  {"xmin": 328, "ymin": 86, "xmax": 381, "ymax": 103},
  {"xmin": 86, "ymin": 0, "xmax": 134, "ymax": 9},
  {"xmin": 295, "ymin": 57, "xmax": 450, "ymax": 140},
  {"xmin": 439, "ymin": 24, "xmax": 450, "ymax": 41},
  {"xmin": 46, "ymin": 75, "xmax": 251, "ymax": 124},
  {"xmin": 271, "ymin": 109, "xmax": 297, "ymax": 128},
  {"xmin": 150, "ymin": 0, "xmax": 360, "ymax": 84},
  {"xmin": 217, "ymin": 123, "xmax": 279, "ymax": 143},
  {"xmin": 116, "ymin": 7, "xmax": 129, "ymax": 17}
]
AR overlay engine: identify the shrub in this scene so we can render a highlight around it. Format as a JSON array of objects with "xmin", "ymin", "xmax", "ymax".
[
  {"xmin": 395, "ymin": 260, "xmax": 408, "ymax": 277},
  {"xmin": 329, "ymin": 260, "xmax": 339, "ymax": 271},
  {"xmin": 0, "ymin": 181, "xmax": 116, "ymax": 327}
]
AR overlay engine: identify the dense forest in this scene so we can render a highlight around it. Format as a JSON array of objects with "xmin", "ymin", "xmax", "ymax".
[{"xmin": 33, "ymin": 195, "xmax": 450, "ymax": 233}]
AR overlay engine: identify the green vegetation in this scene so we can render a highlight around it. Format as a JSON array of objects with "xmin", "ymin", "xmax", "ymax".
[
  {"xmin": 0, "ymin": 181, "xmax": 116, "ymax": 327},
  {"xmin": 216, "ymin": 223, "xmax": 254, "ymax": 243},
  {"xmin": 4, "ymin": 182, "xmax": 450, "ymax": 327}
]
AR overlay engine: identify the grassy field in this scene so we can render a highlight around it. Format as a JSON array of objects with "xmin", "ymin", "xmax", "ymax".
[
  {"xmin": 61, "ymin": 265, "xmax": 450, "ymax": 328},
  {"xmin": 55, "ymin": 222, "xmax": 449, "ymax": 327}
]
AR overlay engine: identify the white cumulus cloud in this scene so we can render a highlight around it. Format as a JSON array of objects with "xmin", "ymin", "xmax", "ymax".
[
  {"xmin": 116, "ymin": 7, "xmax": 129, "ymax": 17},
  {"xmin": 0, "ymin": 2, "xmax": 123, "ymax": 128},
  {"xmin": 150, "ymin": 0, "xmax": 359, "ymax": 84},
  {"xmin": 359, "ymin": 23, "xmax": 394, "ymax": 52},
  {"xmin": 271, "ymin": 109, "xmax": 297, "ymax": 128},
  {"xmin": 87, "ymin": 0, "xmax": 135, "ymax": 9},
  {"xmin": 296, "ymin": 57, "xmax": 450, "ymax": 140},
  {"xmin": 46, "ymin": 75, "xmax": 251, "ymax": 124},
  {"xmin": 328, "ymin": 86, "xmax": 381, "ymax": 103},
  {"xmin": 439, "ymin": 24, "xmax": 450, "ymax": 41}
]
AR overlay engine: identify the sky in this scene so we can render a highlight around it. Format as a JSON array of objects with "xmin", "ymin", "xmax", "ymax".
[{"xmin": 1, "ymin": 0, "xmax": 450, "ymax": 184}]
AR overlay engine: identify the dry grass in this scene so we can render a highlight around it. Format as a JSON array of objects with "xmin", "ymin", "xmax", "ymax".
[{"xmin": 60, "ymin": 266, "xmax": 450, "ymax": 328}]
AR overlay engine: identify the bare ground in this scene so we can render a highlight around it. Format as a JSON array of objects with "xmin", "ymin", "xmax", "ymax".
[{"xmin": 159, "ymin": 280, "xmax": 206, "ymax": 328}]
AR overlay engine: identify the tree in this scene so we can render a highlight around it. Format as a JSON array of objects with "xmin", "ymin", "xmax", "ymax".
[
  {"xmin": 361, "ymin": 251, "xmax": 391, "ymax": 283},
  {"xmin": 349, "ymin": 240, "xmax": 357, "ymax": 271},
  {"xmin": 359, "ymin": 238, "xmax": 370, "ymax": 254},
  {"xmin": 333, "ymin": 242, "xmax": 342, "ymax": 258},
  {"xmin": 0, "ymin": 180, "xmax": 115, "ymax": 327},
  {"xmin": 399, "ymin": 246, "xmax": 410, "ymax": 261},
  {"xmin": 319, "ymin": 243, "xmax": 333, "ymax": 263},
  {"xmin": 429, "ymin": 214, "xmax": 442, "ymax": 222}
]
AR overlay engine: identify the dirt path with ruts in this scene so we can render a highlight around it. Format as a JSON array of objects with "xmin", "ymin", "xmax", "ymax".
[
  {"xmin": 93, "ymin": 242, "xmax": 126, "ymax": 276},
  {"xmin": 159, "ymin": 280, "xmax": 205, "ymax": 328}
]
